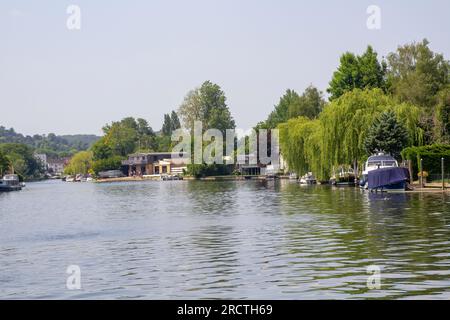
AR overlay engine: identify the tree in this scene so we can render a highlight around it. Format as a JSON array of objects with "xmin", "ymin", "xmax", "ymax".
[
  {"xmin": 386, "ymin": 39, "xmax": 449, "ymax": 109},
  {"xmin": 170, "ymin": 111, "xmax": 181, "ymax": 132},
  {"xmin": 265, "ymin": 89, "xmax": 300, "ymax": 128},
  {"xmin": 91, "ymin": 138, "xmax": 113, "ymax": 160},
  {"xmin": 92, "ymin": 156, "xmax": 123, "ymax": 174},
  {"xmin": 104, "ymin": 123, "xmax": 137, "ymax": 156},
  {"xmin": 64, "ymin": 151, "xmax": 93, "ymax": 175},
  {"xmin": 327, "ymin": 46, "xmax": 386, "ymax": 100},
  {"xmin": 0, "ymin": 150, "xmax": 10, "ymax": 176},
  {"xmin": 435, "ymin": 87, "xmax": 450, "ymax": 143},
  {"xmin": 101, "ymin": 117, "xmax": 156, "ymax": 156},
  {"xmin": 162, "ymin": 114, "xmax": 172, "ymax": 136},
  {"xmin": 0, "ymin": 143, "xmax": 44, "ymax": 179},
  {"xmin": 364, "ymin": 111, "xmax": 409, "ymax": 159},
  {"xmin": 288, "ymin": 85, "xmax": 325, "ymax": 120},
  {"xmin": 178, "ymin": 81, "xmax": 235, "ymax": 133},
  {"xmin": 386, "ymin": 40, "xmax": 450, "ymax": 144}
]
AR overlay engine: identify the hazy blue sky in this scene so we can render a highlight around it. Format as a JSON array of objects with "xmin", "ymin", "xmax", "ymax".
[{"xmin": 1, "ymin": 0, "xmax": 450, "ymax": 135}]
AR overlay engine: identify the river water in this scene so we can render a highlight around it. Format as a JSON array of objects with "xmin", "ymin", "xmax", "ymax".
[{"xmin": 1, "ymin": 179, "xmax": 450, "ymax": 299}]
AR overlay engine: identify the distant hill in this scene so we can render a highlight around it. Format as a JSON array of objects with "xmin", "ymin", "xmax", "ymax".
[{"xmin": 0, "ymin": 126, "xmax": 100, "ymax": 158}]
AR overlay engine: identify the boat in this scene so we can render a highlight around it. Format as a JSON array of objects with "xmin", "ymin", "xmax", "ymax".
[
  {"xmin": 299, "ymin": 172, "xmax": 317, "ymax": 185},
  {"xmin": 65, "ymin": 176, "xmax": 75, "ymax": 182},
  {"xmin": 359, "ymin": 152, "xmax": 410, "ymax": 192},
  {"xmin": 330, "ymin": 166, "xmax": 356, "ymax": 186},
  {"xmin": 289, "ymin": 172, "xmax": 298, "ymax": 180},
  {"xmin": 0, "ymin": 174, "xmax": 22, "ymax": 192}
]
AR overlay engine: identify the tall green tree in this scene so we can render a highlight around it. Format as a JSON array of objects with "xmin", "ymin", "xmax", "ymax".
[
  {"xmin": 386, "ymin": 39, "xmax": 449, "ymax": 109},
  {"xmin": 178, "ymin": 81, "xmax": 235, "ymax": 133},
  {"xmin": 265, "ymin": 89, "xmax": 300, "ymax": 128},
  {"xmin": 162, "ymin": 114, "xmax": 172, "ymax": 136},
  {"xmin": 91, "ymin": 138, "xmax": 113, "ymax": 160},
  {"xmin": 0, "ymin": 150, "xmax": 10, "ymax": 176},
  {"xmin": 101, "ymin": 117, "xmax": 156, "ymax": 155},
  {"xmin": 386, "ymin": 39, "xmax": 450, "ymax": 144},
  {"xmin": 364, "ymin": 111, "xmax": 409, "ymax": 159},
  {"xmin": 435, "ymin": 86, "xmax": 450, "ymax": 143},
  {"xmin": 288, "ymin": 85, "xmax": 325, "ymax": 120},
  {"xmin": 327, "ymin": 46, "xmax": 386, "ymax": 100},
  {"xmin": 170, "ymin": 111, "xmax": 181, "ymax": 132}
]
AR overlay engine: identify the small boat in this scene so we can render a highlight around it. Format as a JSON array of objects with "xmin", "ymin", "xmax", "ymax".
[
  {"xmin": 299, "ymin": 172, "xmax": 317, "ymax": 185},
  {"xmin": 0, "ymin": 174, "xmax": 22, "ymax": 192},
  {"xmin": 65, "ymin": 176, "xmax": 75, "ymax": 182},
  {"xmin": 330, "ymin": 166, "xmax": 356, "ymax": 186},
  {"xmin": 359, "ymin": 152, "xmax": 410, "ymax": 192},
  {"xmin": 289, "ymin": 172, "xmax": 298, "ymax": 180}
]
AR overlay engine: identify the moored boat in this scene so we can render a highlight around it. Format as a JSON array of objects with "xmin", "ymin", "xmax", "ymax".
[
  {"xmin": 359, "ymin": 152, "xmax": 410, "ymax": 192},
  {"xmin": 330, "ymin": 166, "xmax": 356, "ymax": 186},
  {"xmin": 0, "ymin": 174, "xmax": 22, "ymax": 192},
  {"xmin": 299, "ymin": 172, "xmax": 317, "ymax": 185}
]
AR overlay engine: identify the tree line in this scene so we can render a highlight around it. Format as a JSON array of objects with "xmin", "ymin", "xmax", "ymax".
[{"xmin": 276, "ymin": 39, "xmax": 450, "ymax": 180}]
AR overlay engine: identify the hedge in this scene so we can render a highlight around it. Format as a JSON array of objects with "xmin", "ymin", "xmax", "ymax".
[{"xmin": 401, "ymin": 144, "xmax": 450, "ymax": 179}]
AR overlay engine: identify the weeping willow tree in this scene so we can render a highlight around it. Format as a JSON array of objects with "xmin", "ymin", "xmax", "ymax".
[
  {"xmin": 279, "ymin": 117, "xmax": 324, "ymax": 178},
  {"xmin": 279, "ymin": 89, "xmax": 423, "ymax": 180}
]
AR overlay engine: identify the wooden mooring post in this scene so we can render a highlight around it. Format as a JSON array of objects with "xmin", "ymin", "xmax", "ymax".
[
  {"xmin": 420, "ymin": 158, "xmax": 424, "ymax": 188},
  {"xmin": 442, "ymin": 157, "xmax": 445, "ymax": 191}
]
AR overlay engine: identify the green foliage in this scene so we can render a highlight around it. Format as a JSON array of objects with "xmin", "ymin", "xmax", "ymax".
[
  {"xmin": 327, "ymin": 46, "xmax": 386, "ymax": 101},
  {"xmin": 178, "ymin": 81, "xmax": 235, "ymax": 133},
  {"xmin": 265, "ymin": 89, "xmax": 299, "ymax": 128},
  {"xmin": 92, "ymin": 156, "xmax": 123, "ymax": 175},
  {"xmin": 279, "ymin": 89, "xmax": 423, "ymax": 180},
  {"xmin": 0, "ymin": 126, "xmax": 99, "ymax": 157},
  {"xmin": 364, "ymin": 111, "xmax": 409, "ymax": 159},
  {"xmin": 435, "ymin": 87, "xmax": 450, "ymax": 143},
  {"xmin": 288, "ymin": 85, "xmax": 325, "ymax": 120},
  {"xmin": 401, "ymin": 144, "xmax": 450, "ymax": 179},
  {"xmin": 91, "ymin": 138, "xmax": 113, "ymax": 160},
  {"xmin": 64, "ymin": 151, "xmax": 93, "ymax": 175},
  {"xmin": 0, "ymin": 143, "xmax": 44, "ymax": 179},
  {"xmin": 263, "ymin": 86, "xmax": 325, "ymax": 129},
  {"xmin": 279, "ymin": 118, "xmax": 325, "ymax": 178},
  {"xmin": 101, "ymin": 117, "xmax": 157, "ymax": 156},
  {"xmin": 386, "ymin": 39, "xmax": 449, "ymax": 109},
  {"xmin": 0, "ymin": 150, "xmax": 11, "ymax": 176},
  {"xmin": 185, "ymin": 164, "xmax": 231, "ymax": 178},
  {"xmin": 161, "ymin": 111, "xmax": 181, "ymax": 136}
]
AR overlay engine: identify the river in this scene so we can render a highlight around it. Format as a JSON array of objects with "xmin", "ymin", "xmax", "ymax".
[{"xmin": 1, "ymin": 179, "xmax": 450, "ymax": 299}]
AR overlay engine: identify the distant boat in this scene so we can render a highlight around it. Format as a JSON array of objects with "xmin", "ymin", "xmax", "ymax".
[
  {"xmin": 299, "ymin": 172, "xmax": 317, "ymax": 185},
  {"xmin": 65, "ymin": 176, "xmax": 75, "ymax": 182},
  {"xmin": 330, "ymin": 167, "xmax": 356, "ymax": 186},
  {"xmin": 289, "ymin": 173, "xmax": 298, "ymax": 180},
  {"xmin": 0, "ymin": 174, "xmax": 22, "ymax": 192}
]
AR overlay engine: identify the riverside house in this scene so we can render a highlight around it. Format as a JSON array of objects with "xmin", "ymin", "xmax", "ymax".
[{"xmin": 121, "ymin": 152, "xmax": 189, "ymax": 177}]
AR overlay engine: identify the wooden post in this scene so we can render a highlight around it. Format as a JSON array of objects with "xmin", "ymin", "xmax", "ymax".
[
  {"xmin": 420, "ymin": 158, "xmax": 424, "ymax": 188},
  {"xmin": 442, "ymin": 157, "xmax": 445, "ymax": 191},
  {"xmin": 408, "ymin": 160, "xmax": 413, "ymax": 181}
]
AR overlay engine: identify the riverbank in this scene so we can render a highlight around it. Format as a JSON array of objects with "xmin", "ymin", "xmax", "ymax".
[{"xmin": 95, "ymin": 175, "xmax": 292, "ymax": 183}]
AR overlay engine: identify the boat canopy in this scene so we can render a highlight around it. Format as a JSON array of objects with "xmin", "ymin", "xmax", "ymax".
[{"xmin": 368, "ymin": 167, "xmax": 410, "ymax": 189}]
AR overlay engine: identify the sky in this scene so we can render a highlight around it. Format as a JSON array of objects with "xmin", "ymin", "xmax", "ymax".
[{"xmin": 1, "ymin": 0, "xmax": 450, "ymax": 136}]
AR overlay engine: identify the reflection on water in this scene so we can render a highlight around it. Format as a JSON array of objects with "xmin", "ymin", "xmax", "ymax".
[{"xmin": 1, "ymin": 180, "xmax": 450, "ymax": 299}]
